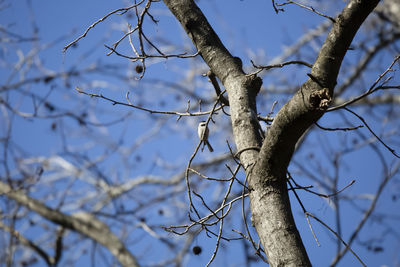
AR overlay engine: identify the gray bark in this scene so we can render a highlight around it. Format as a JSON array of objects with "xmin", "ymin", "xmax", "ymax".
[
  {"xmin": 163, "ymin": 0, "xmax": 380, "ymax": 266},
  {"xmin": 251, "ymin": 1, "xmax": 380, "ymax": 266}
]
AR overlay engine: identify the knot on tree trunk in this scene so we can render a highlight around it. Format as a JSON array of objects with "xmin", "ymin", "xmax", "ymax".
[
  {"xmin": 243, "ymin": 74, "xmax": 263, "ymax": 98},
  {"xmin": 309, "ymin": 88, "xmax": 331, "ymax": 110}
]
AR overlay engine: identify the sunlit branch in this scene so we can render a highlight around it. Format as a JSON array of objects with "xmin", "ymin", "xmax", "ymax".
[
  {"xmin": 75, "ymin": 87, "xmax": 221, "ymax": 116},
  {"xmin": 277, "ymin": 0, "xmax": 336, "ymax": 22}
]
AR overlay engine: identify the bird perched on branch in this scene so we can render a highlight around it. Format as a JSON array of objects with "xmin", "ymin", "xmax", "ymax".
[{"xmin": 198, "ymin": 121, "xmax": 213, "ymax": 152}]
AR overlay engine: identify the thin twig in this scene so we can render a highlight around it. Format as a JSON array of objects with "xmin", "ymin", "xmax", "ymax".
[
  {"xmin": 104, "ymin": 44, "xmax": 199, "ymax": 60},
  {"xmin": 277, "ymin": 0, "xmax": 336, "ymax": 22},
  {"xmin": 329, "ymin": 55, "xmax": 400, "ymax": 111},
  {"xmin": 75, "ymin": 87, "xmax": 221, "ymax": 117},
  {"xmin": 184, "ymin": 93, "xmax": 225, "ymax": 218},
  {"xmin": 289, "ymin": 173, "xmax": 355, "ymax": 199},
  {"xmin": 306, "ymin": 212, "xmax": 366, "ymax": 267},
  {"xmin": 63, "ymin": 1, "xmax": 145, "ymax": 52},
  {"xmin": 315, "ymin": 122, "xmax": 363, "ymax": 131},
  {"xmin": 344, "ymin": 107, "xmax": 399, "ymax": 158},
  {"xmin": 286, "ymin": 176, "xmax": 320, "ymax": 247},
  {"xmin": 249, "ymin": 60, "xmax": 312, "ymax": 76}
]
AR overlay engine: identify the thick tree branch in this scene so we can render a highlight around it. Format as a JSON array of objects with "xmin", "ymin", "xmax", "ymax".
[
  {"xmin": 163, "ymin": 0, "xmax": 380, "ymax": 266},
  {"xmin": 162, "ymin": 0, "xmax": 242, "ymax": 84},
  {"xmin": 0, "ymin": 181, "xmax": 139, "ymax": 267},
  {"xmin": 162, "ymin": 0, "xmax": 263, "ymax": 170},
  {"xmin": 256, "ymin": 0, "xmax": 380, "ymax": 181},
  {"xmin": 249, "ymin": 0, "xmax": 380, "ymax": 266}
]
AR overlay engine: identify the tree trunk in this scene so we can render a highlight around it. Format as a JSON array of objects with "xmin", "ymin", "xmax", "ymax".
[{"xmin": 163, "ymin": 0, "xmax": 380, "ymax": 265}]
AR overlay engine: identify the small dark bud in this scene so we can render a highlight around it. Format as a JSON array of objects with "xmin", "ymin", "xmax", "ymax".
[
  {"xmin": 135, "ymin": 65, "xmax": 143, "ymax": 73},
  {"xmin": 44, "ymin": 102, "xmax": 55, "ymax": 112},
  {"xmin": 51, "ymin": 122, "xmax": 57, "ymax": 131},
  {"xmin": 44, "ymin": 75, "xmax": 54, "ymax": 83},
  {"xmin": 77, "ymin": 117, "xmax": 86, "ymax": 126},
  {"xmin": 192, "ymin": 246, "xmax": 202, "ymax": 255}
]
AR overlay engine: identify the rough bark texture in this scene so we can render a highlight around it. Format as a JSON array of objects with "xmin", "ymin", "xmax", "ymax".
[
  {"xmin": 250, "ymin": 1, "xmax": 380, "ymax": 266},
  {"xmin": 162, "ymin": 0, "xmax": 263, "ymax": 173},
  {"xmin": 163, "ymin": 0, "xmax": 379, "ymax": 266},
  {"xmin": 0, "ymin": 182, "xmax": 139, "ymax": 267}
]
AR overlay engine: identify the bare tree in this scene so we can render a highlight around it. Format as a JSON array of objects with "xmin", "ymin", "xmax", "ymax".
[{"xmin": 1, "ymin": 0, "xmax": 400, "ymax": 266}]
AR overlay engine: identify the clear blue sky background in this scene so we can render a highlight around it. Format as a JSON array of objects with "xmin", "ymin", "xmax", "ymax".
[{"xmin": 1, "ymin": 0, "xmax": 399, "ymax": 266}]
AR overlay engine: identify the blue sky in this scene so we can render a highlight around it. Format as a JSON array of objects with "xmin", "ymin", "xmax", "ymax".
[{"xmin": 1, "ymin": 0, "xmax": 400, "ymax": 266}]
